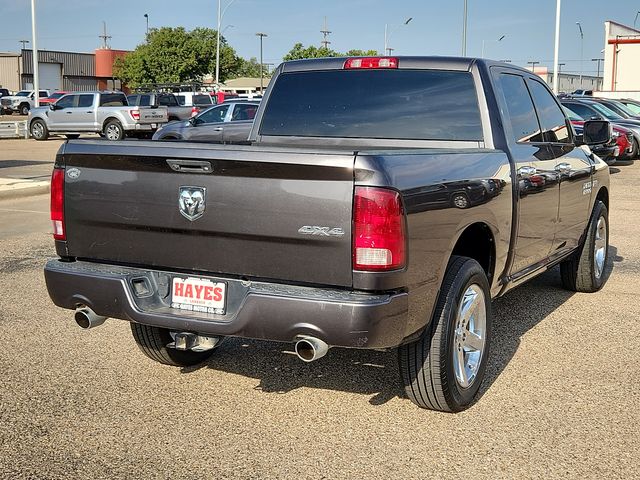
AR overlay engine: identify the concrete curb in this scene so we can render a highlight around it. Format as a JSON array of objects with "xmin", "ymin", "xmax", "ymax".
[{"xmin": 0, "ymin": 180, "xmax": 50, "ymax": 200}]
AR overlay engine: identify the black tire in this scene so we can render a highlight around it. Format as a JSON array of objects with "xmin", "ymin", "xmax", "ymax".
[
  {"xmin": 103, "ymin": 119, "xmax": 125, "ymax": 141},
  {"xmin": 560, "ymin": 201, "xmax": 609, "ymax": 292},
  {"xmin": 130, "ymin": 323, "xmax": 216, "ymax": 367},
  {"xmin": 30, "ymin": 119, "xmax": 49, "ymax": 141},
  {"xmin": 65, "ymin": 134, "xmax": 80, "ymax": 139},
  {"xmin": 399, "ymin": 256, "xmax": 491, "ymax": 412},
  {"xmin": 20, "ymin": 103, "xmax": 30, "ymax": 115}
]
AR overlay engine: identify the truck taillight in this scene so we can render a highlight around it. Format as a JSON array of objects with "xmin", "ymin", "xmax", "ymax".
[
  {"xmin": 353, "ymin": 187, "xmax": 406, "ymax": 271},
  {"xmin": 191, "ymin": 106, "xmax": 199, "ymax": 117},
  {"xmin": 344, "ymin": 57, "xmax": 399, "ymax": 69},
  {"xmin": 50, "ymin": 168, "xmax": 65, "ymax": 240},
  {"xmin": 129, "ymin": 109, "xmax": 141, "ymax": 120}
]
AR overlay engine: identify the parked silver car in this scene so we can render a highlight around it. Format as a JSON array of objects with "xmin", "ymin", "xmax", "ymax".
[
  {"xmin": 28, "ymin": 91, "xmax": 168, "ymax": 141},
  {"xmin": 152, "ymin": 101, "xmax": 259, "ymax": 144}
]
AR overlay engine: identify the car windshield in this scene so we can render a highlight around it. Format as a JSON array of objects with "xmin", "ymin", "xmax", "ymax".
[
  {"xmin": 16, "ymin": 91, "xmax": 30, "ymax": 97},
  {"xmin": 623, "ymin": 101, "xmax": 640, "ymax": 115},
  {"xmin": 589, "ymin": 102, "xmax": 623, "ymax": 120},
  {"xmin": 609, "ymin": 101, "xmax": 637, "ymax": 117},
  {"xmin": 260, "ymin": 69, "xmax": 484, "ymax": 141}
]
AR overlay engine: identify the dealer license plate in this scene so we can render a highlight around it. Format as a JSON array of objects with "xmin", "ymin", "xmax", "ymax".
[{"xmin": 171, "ymin": 277, "xmax": 226, "ymax": 315}]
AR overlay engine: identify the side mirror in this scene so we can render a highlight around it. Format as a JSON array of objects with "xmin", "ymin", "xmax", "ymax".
[
  {"xmin": 49, "ymin": 104, "xmax": 57, "ymax": 111},
  {"xmin": 582, "ymin": 120, "xmax": 612, "ymax": 146}
]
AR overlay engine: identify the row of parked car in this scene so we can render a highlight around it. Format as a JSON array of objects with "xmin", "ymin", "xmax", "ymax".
[
  {"xmin": 560, "ymin": 96, "xmax": 640, "ymax": 164},
  {"xmin": 0, "ymin": 88, "xmax": 261, "ymax": 142}
]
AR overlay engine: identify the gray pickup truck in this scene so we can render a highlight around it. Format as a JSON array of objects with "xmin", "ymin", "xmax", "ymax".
[
  {"xmin": 45, "ymin": 57, "xmax": 612, "ymax": 412},
  {"xmin": 127, "ymin": 93, "xmax": 194, "ymax": 122},
  {"xmin": 28, "ymin": 91, "xmax": 168, "ymax": 140}
]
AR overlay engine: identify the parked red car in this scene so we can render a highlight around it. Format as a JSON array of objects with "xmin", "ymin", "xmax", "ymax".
[
  {"xmin": 39, "ymin": 91, "xmax": 69, "ymax": 105},
  {"xmin": 210, "ymin": 91, "xmax": 239, "ymax": 104}
]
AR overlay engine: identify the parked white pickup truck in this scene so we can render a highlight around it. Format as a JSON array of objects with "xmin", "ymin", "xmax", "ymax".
[
  {"xmin": 28, "ymin": 91, "xmax": 168, "ymax": 140},
  {"xmin": 1, "ymin": 89, "xmax": 51, "ymax": 115}
]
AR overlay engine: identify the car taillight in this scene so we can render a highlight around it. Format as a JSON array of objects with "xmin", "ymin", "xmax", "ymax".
[
  {"xmin": 191, "ymin": 106, "xmax": 199, "ymax": 117},
  {"xmin": 353, "ymin": 187, "xmax": 406, "ymax": 271},
  {"xmin": 50, "ymin": 168, "xmax": 65, "ymax": 240},
  {"xmin": 129, "ymin": 109, "xmax": 140, "ymax": 120},
  {"xmin": 344, "ymin": 57, "xmax": 399, "ymax": 69}
]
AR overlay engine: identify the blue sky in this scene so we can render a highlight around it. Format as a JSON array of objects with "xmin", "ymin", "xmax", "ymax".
[{"xmin": 0, "ymin": 0, "xmax": 637, "ymax": 75}]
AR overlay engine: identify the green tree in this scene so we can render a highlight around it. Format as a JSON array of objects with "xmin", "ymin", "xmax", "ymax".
[
  {"xmin": 232, "ymin": 57, "xmax": 269, "ymax": 78},
  {"xmin": 113, "ymin": 27, "xmax": 242, "ymax": 88},
  {"xmin": 345, "ymin": 49, "xmax": 380, "ymax": 56},
  {"xmin": 283, "ymin": 43, "xmax": 341, "ymax": 61}
]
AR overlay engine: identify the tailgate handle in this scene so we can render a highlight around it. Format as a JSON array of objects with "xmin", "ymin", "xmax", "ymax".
[{"xmin": 166, "ymin": 159, "xmax": 213, "ymax": 174}]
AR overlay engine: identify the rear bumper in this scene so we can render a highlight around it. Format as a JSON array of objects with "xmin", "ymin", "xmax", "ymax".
[{"xmin": 44, "ymin": 260, "xmax": 409, "ymax": 349}]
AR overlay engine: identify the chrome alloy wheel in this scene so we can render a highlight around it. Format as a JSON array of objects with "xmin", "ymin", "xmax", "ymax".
[
  {"xmin": 594, "ymin": 216, "xmax": 607, "ymax": 279},
  {"xmin": 105, "ymin": 124, "xmax": 121, "ymax": 140},
  {"xmin": 31, "ymin": 122, "xmax": 44, "ymax": 139},
  {"xmin": 453, "ymin": 284, "xmax": 487, "ymax": 389}
]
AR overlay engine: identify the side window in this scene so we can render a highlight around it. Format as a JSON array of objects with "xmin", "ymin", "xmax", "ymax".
[
  {"xmin": 527, "ymin": 79, "xmax": 571, "ymax": 143},
  {"xmin": 175, "ymin": 95, "xmax": 186, "ymax": 106},
  {"xmin": 126, "ymin": 95, "xmax": 139, "ymax": 106},
  {"xmin": 197, "ymin": 105, "xmax": 230, "ymax": 124},
  {"xmin": 99, "ymin": 94, "xmax": 127, "ymax": 107},
  {"xmin": 78, "ymin": 95, "xmax": 94, "ymax": 108},
  {"xmin": 231, "ymin": 104, "xmax": 257, "ymax": 121},
  {"xmin": 39, "ymin": 91, "xmax": 49, "ymax": 98},
  {"xmin": 565, "ymin": 103, "xmax": 598, "ymax": 120},
  {"xmin": 139, "ymin": 94, "xmax": 152, "ymax": 106},
  {"xmin": 158, "ymin": 95, "xmax": 177, "ymax": 106},
  {"xmin": 498, "ymin": 74, "xmax": 543, "ymax": 143},
  {"xmin": 56, "ymin": 95, "xmax": 76, "ymax": 108}
]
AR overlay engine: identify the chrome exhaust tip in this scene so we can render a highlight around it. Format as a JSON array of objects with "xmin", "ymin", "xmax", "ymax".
[
  {"xmin": 294, "ymin": 336, "xmax": 329, "ymax": 362},
  {"xmin": 74, "ymin": 306, "xmax": 107, "ymax": 329}
]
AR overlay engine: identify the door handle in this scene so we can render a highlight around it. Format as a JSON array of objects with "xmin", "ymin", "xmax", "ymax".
[
  {"xmin": 555, "ymin": 163, "xmax": 572, "ymax": 174},
  {"xmin": 213, "ymin": 127, "xmax": 223, "ymax": 132},
  {"xmin": 517, "ymin": 166, "xmax": 537, "ymax": 178},
  {"xmin": 166, "ymin": 159, "xmax": 213, "ymax": 174},
  {"xmin": 65, "ymin": 111, "xmax": 72, "ymax": 114}
]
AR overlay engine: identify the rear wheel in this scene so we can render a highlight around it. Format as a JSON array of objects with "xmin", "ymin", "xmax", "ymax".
[
  {"xmin": 560, "ymin": 201, "xmax": 609, "ymax": 292},
  {"xmin": 399, "ymin": 256, "xmax": 491, "ymax": 412},
  {"xmin": 30, "ymin": 119, "xmax": 49, "ymax": 140},
  {"xmin": 130, "ymin": 323, "xmax": 217, "ymax": 367},
  {"xmin": 103, "ymin": 119, "xmax": 124, "ymax": 141}
]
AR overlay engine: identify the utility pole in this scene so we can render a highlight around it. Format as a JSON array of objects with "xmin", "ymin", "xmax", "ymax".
[
  {"xmin": 320, "ymin": 17, "xmax": 331, "ymax": 49},
  {"xmin": 552, "ymin": 0, "xmax": 561, "ymax": 94},
  {"xmin": 462, "ymin": 0, "xmax": 468, "ymax": 56},
  {"xmin": 30, "ymin": 0, "xmax": 39, "ymax": 106},
  {"xmin": 558, "ymin": 62, "xmax": 566, "ymax": 73},
  {"xmin": 144, "ymin": 14, "xmax": 149, "ymax": 37},
  {"xmin": 18, "ymin": 40, "xmax": 29, "ymax": 90},
  {"xmin": 591, "ymin": 58, "xmax": 603, "ymax": 78},
  {"xmin": 256, "ymin": 32, "xmax": 267, "ymax": 92},
  {"xmin": 99, "ymin": 21, "xmax": 112, "ymax": 49},
  {"xmin": 527, "ymin": 60, "xmax": 540, "ymax": 72}
]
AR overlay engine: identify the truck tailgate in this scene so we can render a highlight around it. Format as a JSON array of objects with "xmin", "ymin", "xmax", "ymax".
[
  {"xmin": 59, "ymin": 141, "xmax": 355, "ymax": 287},
  {"xmin": 138, "ymin": 106, "xmax": 168, "ymax": 124}
]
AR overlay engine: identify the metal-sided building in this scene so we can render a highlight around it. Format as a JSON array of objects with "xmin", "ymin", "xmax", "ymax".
[{"xmin": 0, "ymin": 48, "xmax": 128, "ymax": 93}]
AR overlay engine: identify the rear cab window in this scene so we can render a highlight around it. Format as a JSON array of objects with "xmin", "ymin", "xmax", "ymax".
[
  {"xmin": 259, "ymin": 69, "xmax": 484, "ymax": 141},
  {"xmin": 99, "ymin": 94, "xmax": 127, "ymax": 107}
]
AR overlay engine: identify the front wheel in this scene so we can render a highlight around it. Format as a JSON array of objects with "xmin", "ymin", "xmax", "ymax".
[
  {"xmin": 30, "ymin": 119, "xmax": 49, "ymax": 140},
  {"xmin": 130, "ymin": 323, "xmax": 218, "ymax": 367},
  {"xmin": 103, "ymin": 120, "xmax": 125, "ymax": 141},
  {"xmin": 399, "ymin": 256, "xmax": 491, "ymax": 412},
  {"xmin": 20, "ymin": 104, "xmax": 30, "ymax": 115},
  {"xmin": 560, "ymin": 201, "xmax": 609, "ymax": 292}
]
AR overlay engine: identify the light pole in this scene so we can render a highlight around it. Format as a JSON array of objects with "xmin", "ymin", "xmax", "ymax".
[
  {"xmin": 481, "ymin": 34, "xmax": 505, "ymax": 58},
  {"xmin": 144, "ymin": 14, "xmax": 149, "ymax": 37},
  {"xmin": 635, "ymin": 11, "xmax": 640, "ymax": 29},
  {"xmin": 384, "ymin": 17, "xmax": 412, "ymax": 55},
  {"xmin": 527, "ymin": 60, "xmax": 540, "ymax": 72},
  {"xmin": 30, "ymin": 0, "xmax": 39, "ymax": 106},
  {"xmin": 256, "ymin": 32, "xmax": 267, "ymax": 92},
  {"xmin": 576, "ymin": 21, "xmax": 584, "ymax": 86},
  {"xmin": 215, "ymin": 0, "xmax": 238, "ymax": 85},
  {"xmin": 558, "ymin": 62, "xmax": 566, "ymax": 73},
  {"xmin": 552, "ymin": 0, "xmax": 561, "ymax": 94},
  {"xmin": 462, "ymin": 0, "xmax": 468, "ymax": 56}
]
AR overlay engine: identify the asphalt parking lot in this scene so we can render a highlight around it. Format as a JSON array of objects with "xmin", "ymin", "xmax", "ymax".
[{"xmin": 0, "ymin": 138, "xmax": 638, "ymax": 479}]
